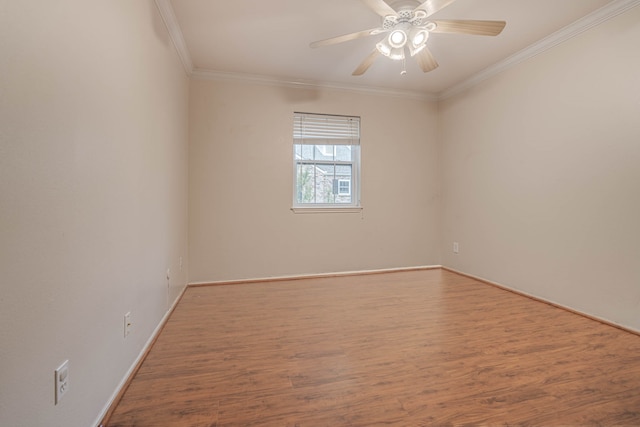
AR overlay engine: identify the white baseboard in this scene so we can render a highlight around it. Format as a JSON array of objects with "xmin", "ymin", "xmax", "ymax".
[
  {"xmin": 188, "ymin": 265, "xmax": 443, "ymax": 287},
  {"xmin": 93, "ymin": 283, "xmax": 189, "ymax": 427}
]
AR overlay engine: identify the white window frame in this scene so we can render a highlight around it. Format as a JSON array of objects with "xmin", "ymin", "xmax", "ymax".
[{"xmin": 292, "ymin": 112, "xmax": 361, "ymax": 213}]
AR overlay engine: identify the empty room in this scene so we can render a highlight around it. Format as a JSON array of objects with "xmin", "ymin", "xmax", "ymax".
[{"xmin": 1, "ymin": 0, "xmax": 639, "ymax": 426}]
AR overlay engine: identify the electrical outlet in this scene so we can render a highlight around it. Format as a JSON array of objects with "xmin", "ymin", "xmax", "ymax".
[
  {"xmin": 55, "ymin": 360, "xmax": 69, "ymax": 405},
  {"xmin": 453, "ymin": 242, "xmax": 459, "ymax": 254},
  {"xmin": 124, "ymin": 312, "xmax": 132, "ymax": 338}
]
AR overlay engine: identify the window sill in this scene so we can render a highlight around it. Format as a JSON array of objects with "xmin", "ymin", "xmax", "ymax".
[{"xmin": 291, "ymin": 206, "xmax": 363, "ymax": 214}]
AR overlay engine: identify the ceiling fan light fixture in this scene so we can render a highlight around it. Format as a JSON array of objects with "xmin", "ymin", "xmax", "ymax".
[
  {"xmin": 376, "ymin": 40, "xmax": 392, "ymax": 56},
  {"xmin": 377, "ymin": 39, "xmax": 405, "ymax": 60},
  {"xmin": 388, "ymin": 29, "xmax": 407, "ymax": 48},
  {"xmin": 407, "ymin": 28, "xmax": 428, "ymax": 56},
  {"xmin": 411, "ymin": 30, "xmax": 428, "ymax": 47},
  {"xmin": 409, "ymin": 42, "xmax": 426, "ymax": 57},
  {"xmin": 389, "ymin": 47, "xmax": 405, "ymax": 61}
]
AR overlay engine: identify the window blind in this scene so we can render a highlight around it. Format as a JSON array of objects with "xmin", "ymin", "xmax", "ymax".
[{"xmin": 294, "ymin": 112, "xmax": 360, "ymax": 146}]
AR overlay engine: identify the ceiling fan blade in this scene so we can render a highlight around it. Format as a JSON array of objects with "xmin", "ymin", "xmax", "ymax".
[
  {"xmin": 353, "ymin": 49, "xmax": 381, "ymax": 76},
  {"xmin": 360, "ymin": 0, "xmax": 397, "ymax": 17},
  {"xmin": 415, "ymin": 47, "xmax": 439, "ymax": 73},
  {"xmin": 414, "ymin": 0, "xmax": 456, "ymax": 18},
  {"xmin": 431, "ymin": 20, "xmax": 506, "ymax": 36},
  {"xmin": 310, "ymin": 28, "xmax": 383, "ymax": 48}
]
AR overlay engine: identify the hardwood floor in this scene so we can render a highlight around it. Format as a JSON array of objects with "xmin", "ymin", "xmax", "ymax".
[{"xmin": 105, "ymin": 269, "xmax": 640, "ymax": 426}]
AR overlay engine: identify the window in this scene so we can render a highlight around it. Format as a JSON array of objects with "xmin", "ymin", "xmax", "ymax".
[
  {"xmin": 337, "ymin": 179, "xmax": 351, "ymax": 196},
  {"xmin": 293, "ymin": 112, "xmax": 361, "ymax": 211}
]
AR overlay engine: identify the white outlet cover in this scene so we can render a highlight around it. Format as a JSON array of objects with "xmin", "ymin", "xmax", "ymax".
[
  {"xmin": 55, "ymin": 360, "xmax": 69, "ymax": 405},
  {"xmin": 124, "ymin": 312, "xmax": 132, "ymax": 337}
]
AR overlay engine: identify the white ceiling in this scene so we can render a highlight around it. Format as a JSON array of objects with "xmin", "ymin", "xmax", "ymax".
[{"xmin": 166, "ymin": 0, "xmax": 620, "ymax": 97}]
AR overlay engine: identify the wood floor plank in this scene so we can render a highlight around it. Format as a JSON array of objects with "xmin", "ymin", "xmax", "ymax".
[{"xmin": 105, "ymin": 269, "xmax": 640, "ymax": 426}]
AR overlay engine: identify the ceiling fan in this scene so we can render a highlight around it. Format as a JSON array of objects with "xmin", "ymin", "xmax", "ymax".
[{"xmin": 310, "ymin": 0, "xmax": 506, "ymax": 76}]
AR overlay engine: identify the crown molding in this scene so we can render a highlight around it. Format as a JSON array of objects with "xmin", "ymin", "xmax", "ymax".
[
  {"xmin": 191, "ymin": 68, "xmax": 439, "ymax": 101},
  {"xmin": 156, "ymin": 0, "xmax": 639, "ymax": 102},
  {"xmin": 437, "ymin": 0, "xmax": 640, "ymax": 100},
  {"xmin": 154, "ymin": 0, "xmax": 193, "ymax": 75},
  {"xmin": 153, "ymin": 0, "xmax": 435, "ymax": 101}
]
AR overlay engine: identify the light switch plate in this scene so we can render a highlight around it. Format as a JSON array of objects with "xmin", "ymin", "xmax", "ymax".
[{"xmin": 55, "ymin": 360, "xmax": 69, "ymax": 405}]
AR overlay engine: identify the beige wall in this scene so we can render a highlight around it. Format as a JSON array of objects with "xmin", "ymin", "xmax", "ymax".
[
  {"xmin": 0, "ymin": 1, "xmax": 189, "ymax": 426},
  {"xmin": 440, "ymin": 6, "xmax": 640, "ymax": 331},
  {"xmin": 2, "ymin": 2, "xmax": 639, "ymax": 425},
  {"xmin": 189, "ymin": 79, "xmax": 441, "ymax": 282}
]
